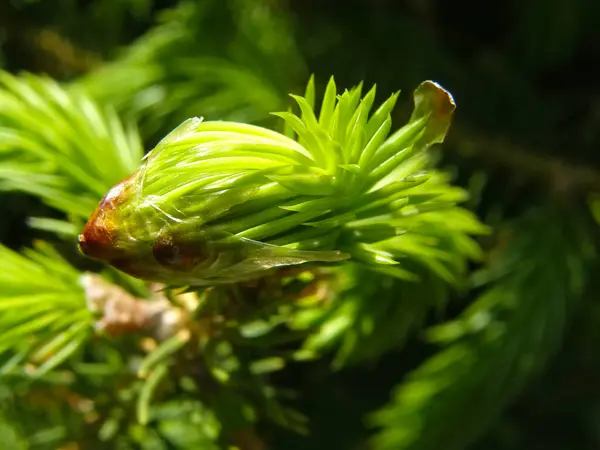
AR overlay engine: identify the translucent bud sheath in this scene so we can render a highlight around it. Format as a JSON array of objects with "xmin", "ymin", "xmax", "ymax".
[{"xmin": 79, "ymin": 79, "xmax": 463, "ymax": 286}]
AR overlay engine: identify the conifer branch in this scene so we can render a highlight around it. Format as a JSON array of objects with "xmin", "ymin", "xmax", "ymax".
[
  {"xmin": 0, "ymin": 242, "xmax": 92, "ymax": 378},
  {"xmin": 369, "ymin": 204, "xmax": 595, "ymax": 450},
  {"xmin": 0, "ymin": 71, "xmax": 143, "ymax": 234}
]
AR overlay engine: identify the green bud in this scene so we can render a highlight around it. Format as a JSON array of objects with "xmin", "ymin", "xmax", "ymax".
[{"xmin": 79, "ymin": 79, "xmax": 457, "ymax": 286}]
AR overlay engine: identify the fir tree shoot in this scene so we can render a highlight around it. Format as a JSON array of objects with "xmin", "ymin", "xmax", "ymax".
[{"xmin": 78, "ymin": 78, "xmax": 476, "ymax": 287}]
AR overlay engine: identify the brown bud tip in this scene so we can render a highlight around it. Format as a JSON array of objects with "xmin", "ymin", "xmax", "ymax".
[
  {"xmin": 410, "ymin": 80, "xmax": 456, "ymax": 147},
  {"xmin": 78, "ymin": 175, "xmax": 132, "ymax": 262},
  {"xmin": 78, "ymin": 223, "xmax": 114, "ymax": 261}
]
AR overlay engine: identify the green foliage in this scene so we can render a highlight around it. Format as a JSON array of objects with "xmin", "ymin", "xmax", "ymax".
[
  {"xmin": 369, "ymin": 205, "xmax": 595, "ymax": 450},
  {"xmin": 288, "ymin": 193, "xmax": 486, "ymax": 368},
  {"xmin": 294, "ymin": 264, "xmax": 447, "ymax": 368},
  {"xmin": 1, "ymin": 1, "xmax": 599, "ymax": 448},
  {"xmin": 0, "ymin": 241, "xmax": 91, "ymax": 378},
  {"xmin": 0, "ymin": 71, "xmax": 143, "ymax": 234},
  {"xmin": 0, "ymin": 63, "xmax": 491, "ymax": 449}
]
